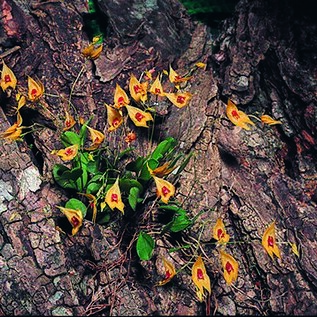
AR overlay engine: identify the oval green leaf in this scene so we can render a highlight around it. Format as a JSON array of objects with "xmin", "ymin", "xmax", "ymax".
[{"xmin": 136, "ymin": 231, "xmax": 155, "ymax": 261}]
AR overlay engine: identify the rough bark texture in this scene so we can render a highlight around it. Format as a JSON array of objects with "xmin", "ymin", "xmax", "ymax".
[{"xmin": 1, "ymin": 0, "xmax": 316, "ymax": 315}]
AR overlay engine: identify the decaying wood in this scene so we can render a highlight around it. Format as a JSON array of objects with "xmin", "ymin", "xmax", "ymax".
[{"xmin": 0, "ymin": 0, "xmax": 316, "ymax": 315}]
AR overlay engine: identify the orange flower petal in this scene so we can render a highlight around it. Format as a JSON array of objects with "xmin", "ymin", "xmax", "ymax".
[
  {"xmin": 51, "ymin": 144, "xmax": 79, "ymax": 161},
  {"xmin": 152, "ymin": 175, "xmax": 175, "ymax": 204},
  {"xmin": 191, "ymin": 256, "xmax": 211, "ymax": 302},
  {"xmin": 157, "ymin": 257, "xmax": 176, "ymax": 286},
  {"xmin": 63, "ymin": 111, "xmax": 76, "ymax": 131},
  {"xmin": 114, "ymin": 83, "xmax": 130, "ymax": 108},
  {"xmin": 125, "ymin": 105, "xmax": 153, "ymax": 128},
  {"xmin": 1, "ymin": 61, "xmax": 17, "ymax": 91},
  {"xmin": 149, "ymin": 75, "xmax": 165, "ymax": 96},
  {"xmin": 262, "ymin": 221, "xmax": 281, "ymax": 260},
  {"xmin": 85, "ymin": 126, "xmax": 105, "ymax": 150},
  {"xmin": 168, "ymin": 65, "xmax": 192, "ymax": 83},
  {"xmin": 28, "ymin": 76, "xmax": 44, "ymax": 101},
  {"xmin": 164, "ymin": 91, "xmax": 192, "ymax": 108},
  {"xmin": 105, "ymin": 104, "xmax": 124, "ymax": 131},
  {"xmin": 129, "ymin": 74, "xmax": 148, "ymax": 103},
  {"xmin": 219, "ymin": 250, "xmax": 239, "ymax": 286},
  {"xmin": 105, "ymin": 177, "xmax": 125, "ymax": 214},
  {"xmin": 260, "ymin": 114, "xmax": 282, "ymax": 125},
  {"xmin": 213, "ymin": 218, "xmax": 230, "ymax": 244},
  {"xmin": 56, "ymin": 206, "xmax": 83, "ymax": 236},
  {"xmin": 226, "ymin": 99, "xmax": 255, "ymax": 130}
]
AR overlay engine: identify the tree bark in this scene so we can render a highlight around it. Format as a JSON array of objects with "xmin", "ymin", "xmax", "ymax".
[{"xmin": 0, "ymin": 0, "xmax": 316, "ymax": 315}]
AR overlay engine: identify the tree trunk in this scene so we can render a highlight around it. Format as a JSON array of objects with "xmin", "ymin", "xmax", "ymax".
[{"xmin": 0, "ymin": 0, "xmax": 316, "ymax": 315}]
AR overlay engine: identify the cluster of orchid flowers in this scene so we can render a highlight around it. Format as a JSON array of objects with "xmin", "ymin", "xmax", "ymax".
[
  {"xmin": 55, "ymin": 160, "xmax": 177, "ymax": 236},
  {"xmin": 0, "ymin": 60, "xmax": 45, "ymax": 142},
  {"xmin": 104, "ymin": 64, "xmax": 197, "ymax": 132},
  {"xmin": 157, "ymin": 219, "xmax": 299, "ymax": 303}
]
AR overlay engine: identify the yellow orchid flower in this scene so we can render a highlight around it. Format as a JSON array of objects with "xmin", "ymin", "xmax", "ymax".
[
  {"xmin": 129, "ymin": 74, "xmax": 148, "ymax": 103},
  {"xmin": 260, "ymin": 114, "xmax": 282, "ymax": 125},
  {"xmin": 195, "ymin": 62, "xmax": 207, "ymax": 70},
  {"xmin": 168, "ymin": 65, "xmax": 192, "ymax": 84},
  {"xmin": 164, "ymin": 91, "xmax": 192, "ymax": 108},
  {"xmin": 191, "ymin": 256, "xmax": 211, "ymax": 302},
  {"xmin": 28, "ymin": 76, "xmax": 44, "ymax": 102},
  {"xmin": 16, "ymin": 93, "xmax": 26, "ymax": 111},
  {"xmin": 63, "ymin": 111, "xmax": 76, "ymax": 131},
  {"xmin": 56, "ymin": 206, "xmax": 83, "ymax": 236},
  {"xmin": 157, "ymin": 256, "xmax": 177, "ymax": 286},
  {"xmin": 82, "ymin": 38, "xmax": 103, "ymax": 60},
  {"xmin": 105, "ymin": 177, "xmax": 125, "ymax": 214},
  {"xmin": 219, "ymin": 250, "xmax": 239, "ymax": 286},
  {"xmin": 144, "ymin": 68, "xmax": 155, "ymax": 80},
  {"xmin": 125, "ymin": 105, "xmax": 153, "ymax": 128},
  {"xmin": 85, "ymin": 126, "xmax": 105, "ymax": 151},
  {"xmin": 150, "ymin": 161, "xmax": 176, "ymax": 177},
  {"xmin": 105, "ymin": 104, "xmax": 124, "ymax": 131},
  {"xmin": 114, "ymin": 83, "xmax": 130, "ymax": 108},
  {"xmin": 0, "ymin": 111, "xmax": 23, "ymax": 142},
  {"xmin": 152, "ymin": 175, "xmax": 175, "ymax": 204},
  {"xmin": 78, "ymin": 193, "xmax": 97, "ymax": 224},
  {"xmin": 213, "ymin": 218, "xmax": 230, "ymax": 244},
  {"xmin": 1, "ymin": 61, "xmax": 17, "ymax": 91},
  {"xmin": 262, "ymin": 221, "xmax": 281, "ymax": 260},
  {"xmin": 51, "ymin": 144, "xmax": 79, "ymax": 161},
  {"xmin": 226, "ymin": 99, "xmax": 255, "ymax": 130},
  {"xmin": 149, "ymin": 75, "xmax": 165, "ymax": 96}
]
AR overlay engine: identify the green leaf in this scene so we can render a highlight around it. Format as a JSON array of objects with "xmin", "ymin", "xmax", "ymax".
[
  {"xmin": 151, "ymin": 137, "xmax": 177, "ymax": 161},
  {"xmin": 136, "ymin": 231, "xmax": 155, "ymax": 261},
  {"xmin": 166, "ymin": 214, "xmax": 192, "ymax": 232},
  {"xmin": 172, "ymin": 152, "xmax": 194, "ymax": 176},
  {"xmin": 61, "ymin": 131, "xmax": 81, "ymax": 147},
  {"xmin": 86, "ymin": 182, "xmax": 101, "ymax": 194},
  {"xmin": 86, "ymin": 159, "xmax": 99, "ymax": 174},
  {"xmin": 128, "ymin": 187, "xmax": 140, "ymax": 211},
  {"xmin": 89, "ymin": 173, "xmax": 104, "ymax": 183},
  {"xmin": 118, "ymin": 147, "xmax": 135, "ymax": 160},
  {"xmin": 52, "ymin": 165, "xmax": 83, "ymax": 190},
  {"xmin": 126, "ymin": 156, "xmax": 145, "ymax": 173},
  {"xmin": 139, "ymin": 158, "xmax": 158, "ymax": 181},
  {"xmin": 158, "ymin": 204, "xmax": 186, "ymax": 215},
  {"xmin": 120, "ymin": 178, "xmax": 144, "ymax": 193},
  {"xmin": 65, "ymin": 198, "xmax": 87, "ymax": 217},
  {"xmin": 79, "ymin": 119, "xmax": 91, "ymax": 146}
]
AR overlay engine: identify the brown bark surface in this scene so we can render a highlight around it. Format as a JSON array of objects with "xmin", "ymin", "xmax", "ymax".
[{"xmin": 1, "ymin": 0, "xmax": 316, "ymax": 315}]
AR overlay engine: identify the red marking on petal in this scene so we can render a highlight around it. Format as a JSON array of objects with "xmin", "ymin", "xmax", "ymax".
[
  {"xmin": 65, "ymin": 148, "xmax": 74, "ymax": 156},
  {"xmin": 231, "ymin": 110, "xmax": 240, "ymax": 120},
  {"xmin": 217, "ymin": 228, "xmax": 224, "ymax": 239},
  {"xmin": 135, "ymin": 112, "xmax": 145, "ymax": 122},
  {"xmin": 71, "ymin": 216, "xmax": 80, "ymax": 227},
  {"xmin": 225, "ymin": 261, "xmax": 234, "ymax": 274},
  {"xmin": 112, "ymin": 118, "xmax": 120, "ymax": 127},
  {"xmin": 111, "ymin": 193, "xmax": 118, "ymax": 203},
  {"xmin": 118, "ymin": 96, "xmax": 124, "ymax": 105},
  {"xmin": 176, "ymin": 95, "xmax": 186, "ymax": 104},
  {"xmin": 162, "ymin": 186, "xmax": 170, "ymax": 196},
  {"xmin": 134, "ymin": 85, "xmax": 141, "ymax": 94},
  {"xmin": 4, "ymin": 74, "xmax": 11, "ymax": 83},
  {"xmin": 268, "ymin": 236, "xmax": 274, "ymax": 247},
  {"xmin": 197, "ymin": 268, "xmax": 204, "ymax": 280}
]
